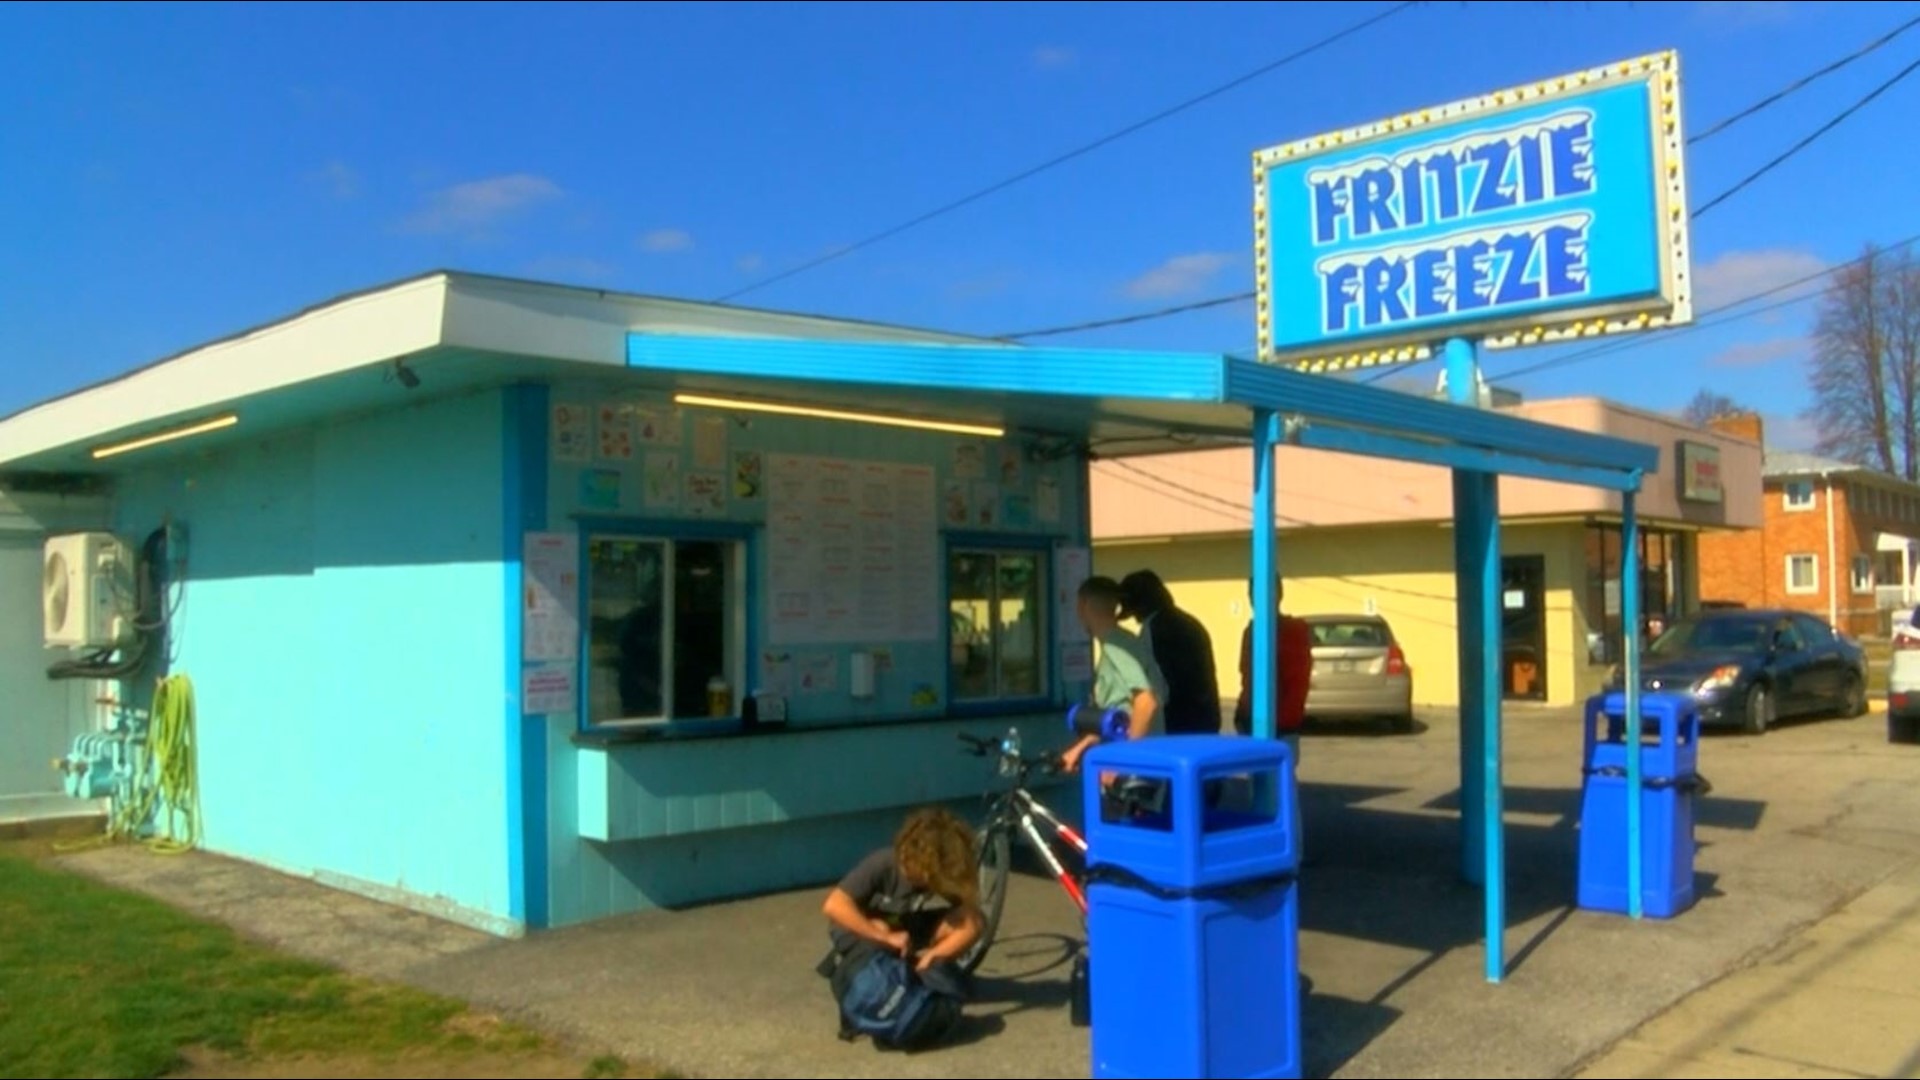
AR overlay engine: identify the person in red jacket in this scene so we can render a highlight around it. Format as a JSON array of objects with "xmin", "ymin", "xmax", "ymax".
[{"xmin": 1233, "ymin": 577, "xmax": 1313, "ymax": 760}]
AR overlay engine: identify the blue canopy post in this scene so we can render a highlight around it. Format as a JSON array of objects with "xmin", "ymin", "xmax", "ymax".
[
  {"xmin": 1251, "ymin": 408, "xmax": 1279, "ymax": 742},
  {"xmin": 1622, "ymin": 487, "xmax": 1644, "ymax": 920},
  {"xmin": 1444, "ymin": 337, "xmax": 1506, "ymax": 983}
]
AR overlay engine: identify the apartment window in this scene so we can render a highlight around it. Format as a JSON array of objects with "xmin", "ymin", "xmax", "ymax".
[
  {"xmin": 948, "ymin": 548, "xmax": 1048, "ymax": 705},
  {"xmin": 1786, "ymin": 554, "xmax": 1820, "ymax": 595},
  {"xmin": 584, "ymin": 534, "xmax": 747, "ymax": 725},
  {"xmin": 1853, "ymin": 554, "xmax": 1875, "ymax": 595},
  {"xmin": 1783, "ymin": 480, "xmax": 1816, "ymax": 512}
]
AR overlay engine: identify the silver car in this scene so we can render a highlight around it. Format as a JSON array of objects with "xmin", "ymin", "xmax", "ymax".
[{"xmin": 1305, "ymin": 614, "xmax": 1415, "ymax": 732}]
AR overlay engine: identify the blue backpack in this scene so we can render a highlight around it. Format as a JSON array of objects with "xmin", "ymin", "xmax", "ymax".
[{"xmin": 834, "ymin": 949, "xmax": 963, "ymax": 1050}]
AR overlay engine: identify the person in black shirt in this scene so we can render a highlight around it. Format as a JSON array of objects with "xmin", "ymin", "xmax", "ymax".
[{"xmin": 1118, "ymin": 569, "xmax": 1221, "ymax": 735}]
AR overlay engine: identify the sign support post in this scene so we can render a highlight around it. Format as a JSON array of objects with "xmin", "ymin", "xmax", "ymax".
[{"xmin": 1250, "ymin": 49, "xmax": 1694, "ymax": 984}]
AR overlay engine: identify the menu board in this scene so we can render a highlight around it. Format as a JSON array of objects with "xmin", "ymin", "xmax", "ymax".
[{"xmin": 767, "ymin": 454, "xmax": 939, "ymax": 645}]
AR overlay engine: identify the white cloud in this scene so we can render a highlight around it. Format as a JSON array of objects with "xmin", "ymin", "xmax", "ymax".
[
  {"xmin": 1695, "ymin": 1, "xmax": 1798, "ymax": 26},
  {"xmin": 1032, "ymin": 45, "xmax": 1078, "ymax": 71},
  {"xmin": 640, "ymin": 228, "xmax": 694, "ymax": 253},
  {"xmin": 523, "ymin": 255, "xmax": 616, "ymax": 282},
  {"xmin": 1709, "ymin": 335, "xmax": 1809, "ymax": 368},
  {"xmin": 736, "ymin": 253, "xmax": 766, "ymax": 273},
  {"xmin": 401, "ymin": 174, "xmax": 564, "ymax": 236},
  {"xmin": 1691, "ymin": 248, "xmax": 1828, "ymax": 312},
  {"xmin": 313, "ymin": 160, "xmax": 360, "ymax": 199},
  {"xmin": 1123, "ymin": 252, "xmax": 1238, "ymax": 300}
]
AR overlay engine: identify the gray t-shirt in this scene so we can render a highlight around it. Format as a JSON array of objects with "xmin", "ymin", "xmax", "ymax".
[{"xmin": 827, "ymin": 848, "xmax": 948, "ymax": 955}]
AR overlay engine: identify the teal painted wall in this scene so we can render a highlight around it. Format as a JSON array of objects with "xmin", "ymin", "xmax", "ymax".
[
  {"xmin": 113, "ymin": 389, "xmax": 517, "ymax": 931},
  {"xmin": 0, "ymin": 495, "xmax": 108, "ymax": 807},
  {"xmin": 534, "ymin": 384, "xmax": 1093, "ymax": 924},
  {"xmin": 554, "ymin": 715, "xmax": 1082, "ymax": 921}
]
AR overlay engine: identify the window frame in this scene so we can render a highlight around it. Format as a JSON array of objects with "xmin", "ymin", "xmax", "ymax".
[
  {"xmin": 1852, "ymin": 553, "xmax": 1875, "ymax": 595},
  {"xmin": 576, "ymin": 519, "xmax": 757, "ymax": 732},
  {"xmin": 1785, "ymin": 553, "xmax": 1820, "ymax": 596},
  {"xmin": 944, "ymin": 533, "xmax": 1054, "ymax": 717},
  {"xmin": 1783, "ymin": 479, "xmax": 1816, "ymax": 512}
]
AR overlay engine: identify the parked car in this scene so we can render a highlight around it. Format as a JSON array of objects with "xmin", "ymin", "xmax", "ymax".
[
  {"xmin": 1887, "ymin": 613, "xmax": 1920, "ymax": 742},
  {"xmin": 1304, "ymin": 614, "xmax": 1414, "ymax": 732},
  {"xmin": 1607, "ymin": 608, "xmax": 1868, "ymax": 734}
]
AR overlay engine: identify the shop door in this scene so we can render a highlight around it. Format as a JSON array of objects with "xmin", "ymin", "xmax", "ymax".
[{"xmin": 1501, "ymin": 555, "xmax": 1549, "ymax": 701}]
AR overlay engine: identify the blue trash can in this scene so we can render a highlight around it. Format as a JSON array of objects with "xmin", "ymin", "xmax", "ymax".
[
  {"xmin": 1083, "ymin": 735, "xmax": 1302, "ymax": 1079},
  {"xmin": 1577, "ymin": 691, "xmax": 1703, "ymax": 919}
]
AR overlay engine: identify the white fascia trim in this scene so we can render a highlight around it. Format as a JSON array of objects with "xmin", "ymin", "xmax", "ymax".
[
  {"xmin": 0, "ymin": 275, "xmax": 452, "ymax": 467},
  {"xmin": 436, "ymin": 273, "xmax": 994, "ymax": 366}
]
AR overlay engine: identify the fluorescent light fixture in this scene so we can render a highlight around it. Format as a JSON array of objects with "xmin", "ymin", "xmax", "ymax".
[
  {"xmin": 91, "ymin": 413, "xmax": 240, "ymax": 460},
  {"xmin": 672, "ymin": 393, "xmax": 1004, "ymax": 438}
]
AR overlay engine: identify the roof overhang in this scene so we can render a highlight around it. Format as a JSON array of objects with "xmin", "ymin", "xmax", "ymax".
[
  {"xmin": 0, "ymin": 271, "xmax": 1006, "ymax": 478},
  {"xmin": 628, "ymin": 335, "xmax": 1659, "ymax": 491},
  {"xmin": 0, "ymin": 270, "xmax": 1661, "ymax": 495}
]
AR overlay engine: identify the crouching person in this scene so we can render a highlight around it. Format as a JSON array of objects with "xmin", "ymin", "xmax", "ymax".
[{"xmin": 818, "ymin": 807, "xmax": 982, "ymax": 1050}]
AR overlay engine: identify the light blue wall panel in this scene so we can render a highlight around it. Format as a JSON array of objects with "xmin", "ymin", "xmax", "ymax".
[
  {"xmin": 113, "ymin": 389, "xmax": 515, "ymax": 930},
  {"xmin": 1, "ymin": 493, "xmax": 108, "ymax": 806},
  {"xmin": 578, "ymin": 712, "xmax": 1068, "ymax": 843},
  {"xmin": 552, "ymin": 713, "xmax": 1082, "ymax": 922},
  {"xmin": 1, "ymin": 529, "xmax": 103, "ymax": 804}
]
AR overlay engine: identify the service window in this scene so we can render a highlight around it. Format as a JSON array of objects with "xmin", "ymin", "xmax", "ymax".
[
  {"xmin": 948, "ymin": 548, "xmax": 1048, "ymax": 705},
  {"xmin": 584, "ymin": 535, "xmax": 746, "ymax": 726}
]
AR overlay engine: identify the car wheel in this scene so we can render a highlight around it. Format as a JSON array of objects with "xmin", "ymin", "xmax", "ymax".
[
  {"xmin": 1842, "ymin": 674, "xmax": 1869, "ymax": 719},
  {"xmin": 1743, "ymin": 683, "xmax": 1772, "ymax": 735}
]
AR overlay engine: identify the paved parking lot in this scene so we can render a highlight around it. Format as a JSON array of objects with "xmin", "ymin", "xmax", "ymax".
[{"xmin": 66, "ymin": 705, "xmax": 1920, "ymax": 1078}]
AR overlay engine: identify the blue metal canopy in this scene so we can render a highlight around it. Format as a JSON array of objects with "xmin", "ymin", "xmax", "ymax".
[
  {"xmin": 627, "ymin": 335, "xmax": 1658, "ymax": 491},
  {"xmin": 629, "ymin": 331, "xmax": 1662, "ymax": 984}
]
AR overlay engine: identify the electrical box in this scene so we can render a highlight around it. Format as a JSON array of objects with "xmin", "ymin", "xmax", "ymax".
[{"xmin": 43, "ymin": 532, "xmax": 133, "ymax": 649}]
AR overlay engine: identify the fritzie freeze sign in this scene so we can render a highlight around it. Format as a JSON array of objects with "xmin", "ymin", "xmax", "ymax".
[{"xmin": 1254, "ymin": 50, "xmax": 1693, "ymax": 374}]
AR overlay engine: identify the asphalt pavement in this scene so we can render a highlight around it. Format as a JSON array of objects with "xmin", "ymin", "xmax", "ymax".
[{"xmin": 64, "ymin": 704, "xmax": 1920, "ymax": 1078}]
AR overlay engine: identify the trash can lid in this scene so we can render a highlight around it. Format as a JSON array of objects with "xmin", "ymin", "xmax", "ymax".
[{"xmin": 1085, "ymin": 733, "xmax": 1288, "ymax": 772}]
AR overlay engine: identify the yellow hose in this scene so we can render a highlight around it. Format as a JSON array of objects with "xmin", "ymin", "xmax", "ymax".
[
  {"xmin": 52, "ymin": 673, "xmax": 199, "ymax": 855},
  {"xmin": 146, "ymin": 673, "xmax": 200, "ymax": 854}
]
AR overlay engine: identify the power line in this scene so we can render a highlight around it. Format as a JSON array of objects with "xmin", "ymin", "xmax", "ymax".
[
  {"xmin": 1008, "ymin": 290, "xmax": 1255, "ymax": 341},
  {"xmin": 713, "ymin": 0, "xmax": 1421, "ymax": 304},
  {"xmin": 1493, "ymin": 231, "xmax": 1920, "ymax": 382},
  {"xmin": 1687, "ymin": 12, "xmax": 1920, "ymax": 145},
  {"xmin": 1694, "ymin": 54, "xmax": 1920, "ymax": 220},
  {"xmin": 999, "ymin": 17, "xmax": 1920, "ymax": 342}
]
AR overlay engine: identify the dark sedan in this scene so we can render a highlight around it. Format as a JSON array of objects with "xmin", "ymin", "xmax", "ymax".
[{"xmin": 1607, "ymin": 608, "xmax": 1869, "ymax": 734}]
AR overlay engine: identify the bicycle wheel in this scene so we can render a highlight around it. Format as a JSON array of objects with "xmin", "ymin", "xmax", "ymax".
[{"xmin": 959, "ymin": 824, "xmax": 1012, "ymax": 974}]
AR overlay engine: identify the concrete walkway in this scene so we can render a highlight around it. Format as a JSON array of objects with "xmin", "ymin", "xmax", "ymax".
[{"xmin": 1574, "ymin": 861, "xmax": 1920, "ymax": 1080}]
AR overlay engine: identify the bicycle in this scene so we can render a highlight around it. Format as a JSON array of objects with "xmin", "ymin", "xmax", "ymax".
[{"xmin": 953, "ymin": 728, "xmax": 1090, "ymax": 975}]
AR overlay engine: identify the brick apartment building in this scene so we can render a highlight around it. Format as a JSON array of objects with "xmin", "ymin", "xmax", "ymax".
[{"xmin": 1697, "ymin": 414, "xmax": 1920, "ymax": 636}]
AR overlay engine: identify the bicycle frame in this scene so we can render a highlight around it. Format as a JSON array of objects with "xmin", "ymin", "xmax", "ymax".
[{"xmin": 995, "ymin": 786, "xmax": 1090, "ymax": 912}]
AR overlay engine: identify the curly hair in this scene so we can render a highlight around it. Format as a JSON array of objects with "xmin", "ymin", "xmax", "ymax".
[{"xmin": 893, "ymin": 807, "xmax": 979, "ymax": 908}]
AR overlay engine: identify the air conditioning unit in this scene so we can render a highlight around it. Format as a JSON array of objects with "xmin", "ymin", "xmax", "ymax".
[{"xmin": 43, "ymin": 532, "xmax": 133, "ymax": 649}]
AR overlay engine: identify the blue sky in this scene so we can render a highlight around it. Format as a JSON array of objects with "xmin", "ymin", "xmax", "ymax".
[{"xmin": 3, "ymin": 0, "xmax": 1915, "ymax": 449}]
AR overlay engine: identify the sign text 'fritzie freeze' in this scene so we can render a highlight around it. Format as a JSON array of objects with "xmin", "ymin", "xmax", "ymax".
[
  {"xmin": 1253, "ymin": 52, "xmax": 1693, "ymax": 372},
  {"xmin": 1310, "ymin": 110, "xmax": 1596, "ymax": 336}
]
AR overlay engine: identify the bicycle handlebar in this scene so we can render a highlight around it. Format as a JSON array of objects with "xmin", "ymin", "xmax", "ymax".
[{"xmin": 956, "ymin": 732, "xmax": 1065, "ymax": 775}]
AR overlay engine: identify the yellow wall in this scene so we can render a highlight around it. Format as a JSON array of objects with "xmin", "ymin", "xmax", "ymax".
[{"xmin": 1095, "ymin": 522, "xmax": 1604, "ymax": 708}]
